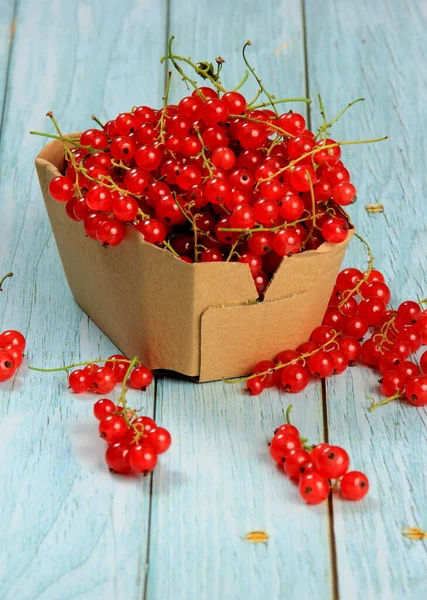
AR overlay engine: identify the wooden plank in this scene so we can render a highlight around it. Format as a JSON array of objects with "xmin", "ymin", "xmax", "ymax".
[
  {"xmin": 146, "ymin": 2, "xmax": 334, "ymax": 598},
  {"xmin": 0, "ymin": 0, "xmax": 16, "ymax": 125},
  {"xmin": 0, "ymin": 1, "xmax": 167, "ymax": 598},
  {"xmin": 305, "ymin": 0, "xmax": 427, "ymax": 597}
]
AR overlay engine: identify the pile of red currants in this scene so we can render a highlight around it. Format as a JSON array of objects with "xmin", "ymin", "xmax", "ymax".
[
  {"xmin": 244, "ymin": 262, "xmax": 427, "ymax": 410},
  {"xmin": 270, "ymin": 413, "xmax": 369, "ymax": 504},
  {"xmin": 93, "ymin": 398, "xmax": 171, "ymax": 475},
  {"xmin": 0, "ymin": 329, "xmax": 26, "ymax": 383},
  {"xmin": 34, "ymin": 39, "xmax": 386, "ymax": 297}
]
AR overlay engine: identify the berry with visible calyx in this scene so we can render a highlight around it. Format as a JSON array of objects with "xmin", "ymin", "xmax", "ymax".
[
  {"xmin": 0, "ymin": 351, "xmax": 16, "ymax": 382},
  {"xmin": 406, "ymin": 376, "xmax": 427, "ymax": 406},
  {"xmin": 283, "ymin": 449, "xmax": 311, "ymax": 480},
  {"xmin": 91, "ymin": 366, "xmax": 117, "ymax": 394},
  {"xmin": 316, "ymin": 445, "xmax": 350, "ymax": 479},
  {"xmin": 299, "ymin": 472, "xmax": 330, "ymax": 505},
  {"xmin": 129, "ymin": 366, "xmax": 153, "ymax": 390},
  {"xmin": 340, "ymin": 471, "xmax": 369, "ymax": 500},
  {"xmin": 105, "ymin": 442, "xmax": 132, "ymax": 474}
]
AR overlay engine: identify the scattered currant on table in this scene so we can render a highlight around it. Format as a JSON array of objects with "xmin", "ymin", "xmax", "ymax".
[
  {"xmin": 269, "ymin": 406, "xmax": 369, "ymax": 504},
  {"xmin": 32, "ymin": 37, "xmax": 386, "ymax": 299}
]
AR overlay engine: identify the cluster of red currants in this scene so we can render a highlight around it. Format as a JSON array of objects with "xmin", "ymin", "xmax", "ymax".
[
  {"xmin": 68, "ymin": 354, "xmax": 153, "ymax": 394},
  {"xmin": 0, "ymin": 329, "xmax": 26, "ymax": 383},
  {"xmin": 245, "ymin": 262, "xmax": 427, "ymax": 409},
  {"xmin": 35, "ymin": 40, "xmax": 383, "ymax": 298},
  {"xmin": 269, "ymin": 416, "xmax": 369, "ymax": 504},
  {"xmin": 93, "ymin": 398, "xmax": 171, "ymax": 475}
]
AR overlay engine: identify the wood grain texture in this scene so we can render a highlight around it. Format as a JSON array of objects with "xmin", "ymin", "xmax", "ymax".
[
  {"xmin": 305, "ymin": 0, "xmax": 427, "ymax": 598},
  {"xmin": 146, "ymin": 2, "xmax": 333, "ymax": 599},
  {"xmin": 0, "ymin": 1, "xmax": 166, "ymax": 598},
  {"xmin": 0, "ymin": 0, "xmax": 16, "ymax": 125}
]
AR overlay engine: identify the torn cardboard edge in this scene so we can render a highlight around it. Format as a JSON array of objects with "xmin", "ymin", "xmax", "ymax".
[{"xmin": 35, "ymin": 137, "xmax": 354, "ymax": 382}]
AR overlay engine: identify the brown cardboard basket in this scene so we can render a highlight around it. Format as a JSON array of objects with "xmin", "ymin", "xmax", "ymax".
[{"xmin": 35, "ymin": 138, "xmax": 353, "ymax": 382}]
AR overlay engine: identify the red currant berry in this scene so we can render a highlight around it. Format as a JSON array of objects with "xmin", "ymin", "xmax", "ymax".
[
  {"xmin": 80, "ymin": 128, "xmax": 109, "ymax": 149},
  {"xmin": 253, "ymin": 360, "xmax": 276, "ymax": 388},
  {"xmin": 93, "ymin": 398, "xmax": 116, "ymax": 421},
  {"xmin": 112, "ymin": 194, "xmax": 138, "ymax": 222},
  {"xmin": 307, "ymin": 351, "xmax": 334, "ymax": 378},
  {"xmin": 359, "ymin": 297, "xmax": 386, "ymax": 326},
  {"xmin": 379, "ymin": 351, "xmax": 404, "ymax": 374},
  {"xmin": 104, "ymin": 355, "xmax": 129, "ymax": 382},
  {"xmin": 246, "ymin": 376, "xmax": 265, "ymax": 396},
  {"xmin": 222, "ymin": 91, "xmax": 247, "ymax": 114},
  {"xmin": 86, "ymin": 185, "xmax": 113, "ymax": 212},
  {"xmin": 310, "ymin": 443, "xmax": 331, "ymax": 463},
  {"xmin": 49, "ymin": 176, "xmax": 74, "ymax": 202},
  {"xmin": 280, "ymin": 364, "xmax": 309, "ymax": 393},
  {"xmin": 283, "ymin": 448, "xmax": 311, "ymax": 480},
  {"xmin": 99, "ymin": 414, "xmax": 128, "ymax": 444},
  {"xmin": 129, "ymin": 366, "xmax": 153, "ymax": 390},
  {"xmin": 238, "ymin": 253, "xmax": 263, "ymax": 276},
  {"xmin": 397, "ymin": 301, "xmax": 421, "ymax": 325},
  {"xmin": 147, "ymin": 427, "xmax": 172, "ymax": 454},
  {"xmin": 110, "ymin": 136, "xmax": 136, "ymax": 161},
  {"xmin": 128, "ymin": 443, "xmax": 158, "ymax": 473},
  {"xmin": 289, "ymin": 165, "xmax": 315, "ymax": 193},
  {"xmin": 397, "ymin": 360, "xmax": 420, "ymax": 381},
  {"xmin": 269, "ymin": 432, "xmax": 302, "ymax": 463},
  {"xmin": 0, "ymin": 350, "xmax": 16, "ymax": 382},
  {"xmin": 68, "ymin": 369, "xmax": 91, "ymax": 393},
  {"xmin": 330, "ymin": 349, "xmax": 349, "ymax": 374},
  {"xmin": 321, "ymin": 217, "xmax": 349, "ymax": 244},
  {"xmin": 105, "ymin": 442, "xmax": 132, "ymax": 474},
  {"xmin": 360, "ymin": 338, "xmax": 383, "ymax": 366},
  {"xmin": 272, "ymin": 228, "xmax": 301, "ymax": 256},
  {"xmin": 135, "ymin": 219, "xmax": 167, "ymax": 245},
  {"xmin": 0, "ymin": 330, "xmax": 26, "ymax": 353},
  {"xmin": 332, "ymin": 182, "xmax": 356, "ymax": 206},
  {"xmin": 91, "ymin": 366, "xmax": 117, "ymax": 394},
  {"xmin": 248, "ymin": 231, "xmax": 274, "ymax": 255},
  {"xmin": 274, "ymin": 423, "xmax": 300, "ymax": 437},
  {"xmin": 406, "ymin": 376, "xmax": 427, "ymax": 406},
  {"xmin": 278, "ymin": 112, "xmax": 306, "ymax": 136},
  {"xmin": 96, "ymin": 219, "xmax": 125, "ymax": 247},
  {"xmin": 299, "ymin": 472, "xmax": 330, "ymax": 504},
  {"xmin": 316, "ymin": 445, "xmax": 350, "ymax": 479},
  {"xmin": 340, "ymin": 471, "xmax": 369, "ymax": 501},
  {"xmin": 338, "ymin": 337, "xmax": 362, "ymax": 363},
  {"xmin": 380, "ymin": 370, "xmax": 405, "ymax": 396}
]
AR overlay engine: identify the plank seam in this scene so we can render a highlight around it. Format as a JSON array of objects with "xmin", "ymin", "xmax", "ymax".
[
  {"xmin": 300, "ymin": 0, "xmax": 312, "ymax": 130},
  {"xmin": 0, "ymin": 0, "xmax": 19, "ymax": 143},
  {"xmin": 143, "ymin": 4, "xmax": 171, "ymax": 598},
  {"xmin": 322, "ymin": 379, "xmax": 340, "ymax": 600}
]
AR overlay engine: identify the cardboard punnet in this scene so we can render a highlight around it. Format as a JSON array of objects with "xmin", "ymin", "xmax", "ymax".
[{"xmin": 35, "ymin": 138, "xmax": 353, "ymax": 382}]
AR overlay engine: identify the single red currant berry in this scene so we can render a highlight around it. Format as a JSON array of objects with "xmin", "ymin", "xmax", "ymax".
[
  {"xmin": 343, "ymin": 315, "xmax": 369, "ymax": 339},
  {"xmin": 275, "ymin": 349, "xmax": 300, "ymax": 365},
  {"xmin": 176, "ymin": 165, "xmax": 202, "ymax": 191},
  {"xmin": 129, "ymin": 366, "xmax": 153, "ymax": 390},
  {"xmin": 91, "ymin": 366, "xmax": 118, "ymax": 394},
  {"xmin": 93, "ymin": 398, "xmax": 116, "ymax": 421},
  {"xmin": 110, "ymin": 136, "xmax": 137, "ymax": 161},
  {"xmin": 80, "ymin": 128, "xmax": 109, "ymax": 149},
  {"xmin": 178, "ymin": 95, "xmax": 203, "ymax": 120},
  {"xmin": 96, "ymin": 219, "xmax": 126, "ymax": 247},
  {"xmin": 340, "ymin": 471, "xmax": 369, "ymax": 501},
  {"xmin": 112, "ymin": 194, "xmax": 138, "ymax": 222},
  {"xmin": 135, "ymin": 219, "xmax": 167, "ymax": 245},
  {"xmin": 147, "ymin": 427, "xmax": 172, "ymax": 454},
  {"xmin": 211, "ymin": 147, "xmax": 236, "ymax": 171},
  {"xmin": 279, "ymin": 195, "xmax": 305, "ymax": 221},
  {"xmin": 68, "ymin": 369, "xmax": 91, "ymax": 393},
  {"xmin": 274, "ymin": 423, "xmax": 300, "ymax": 437},
  {"xmin": 379, "ymin": 350, "xmax": 404, "ymax": 374},
  {"xmin": 316, "ymin": 445, "xmax": 350, "ymax": 479},
  {"xmin": 321, "ymin": 217, "xmax": 349, "ymax": 244},
  {"xmin": 204, "ymin": 177, "xmax": 231, "ymax": 205},
  {"xmin": 135, "ymin": 145, "xmax": 163, "ymax": 171},
  {"xmin": 269, "ymin": 432, "xmax": 302, "ymax": 463},
  {"xmin": 329, "ymin": 349, "xmax": 350, "ymax": 375},
  {"xmin": 289, "ymin": 165, "xmax": 316, "ymax": 193},
  {"xmin": 332, "ymin": 182, "xmax": 357, "ymax": 206},
  {"xmin": 397, "ymin": 300, "xmax": 422, "ymax": 325},
  {"xmin": 273, "ymin": 227, "xmax": 301, "ymax": 257},
  {"xmin": 405, "ymin": 376, "xmax": 427, "ymax": 406},
  {"xmin": 336, "ymin": 268, "xmax": 363, "ymax": 294},
  {"xmin": 105, "ymin": 442, "xmax": 132, "ymax": 474},
  {"xmin": 359, "ymin": 297, "xmax": 386, "ymax": 326},
  {"xmin": 229, "ymin": 204, "xmax": 256, "ymax": 229},
  {"xmin": 338, "ymin": 337, "xmax": 362, "ymax": 363},
  {"xmin": 105, "ymin": 355, "xmax": 129, "ymax": 382},
  {"xmin": 310, "ymin": 325, "xmax": 336, "ymax": 348},
  {"xmin": 307, "ymin": 351, "xmax": 335, "ymax": 378},
  {"xmin": 123, "ymin": 168, "xmax": 149, "ymax": 195},
  {"xmin": 380, "ymin": 370, "xmax": 405, "ymax": 396},
  {"xmin": 277, "ymin": 112, "xmax": 306, "ymax": 136},
  {"xmin": 310, "ymin": 443, "xmax": 332, "ymax": 463},
  {"xmin": 99, "ymin": 414, "xmax": 129, "ymax": 444},
  {"xmin": 248, "ymin": 231, "xmax": 274, "ymax": 255},
  {"xmin": 222, "ymin": 91, "xmax": 247, "ymax": 114},
  {"xmin": 0, "ymin": 350, "xmax": 16, "ymax": 382},
  {"xmin": 0, "ymin": 330, "xmax": 26, "ymax": 353},
  {"xmin": 237, "ymin": 121, "xmax": 267, "ymax": 150},
  {"xmin": 313, "ymin": 138, "xmax": 341, "ymax": 166},
  {"xmin": 253, "ymin": 360, "xmax": 277, "ymax": 388},
  {"xmin": 420, "ymin": 351, "xmax": 427, "ymax": 375},
  {"xmin": 397, "ymin": 360, "xmax": 420, "ymax": 381},
  {"xmin": 280, "ymin": 364, "xmax": 309, "ymax": 393},
  {"xmin": 299, "ymin": 472, "xmax": 330, "ymax": 504},
  {"xmin": 283, "ymin": 449, "xmax": 311, "ymax": 480},
  {"xmin": 245, "ymin": 376, "xmax": 264, "ymax": 396},
  {"xmin": 115, "ymin": 112, "xmax": 136, "ymax": 135},
  {"xmin": 128, "ymin": 444, "xmax": 158, "ymax": 474},
  {"xmin": 202, "ymin": 98, "xmax": 228, "ymax": 125},
  {"xmin": 360, "ymin": 338, "xmax": 383, "ymax": 366},
  {"xmin": 200, "ymin": 249, "xmax": 223, "ymax": 262},
  {"xmin": 416, "ymin": 312, "xmax": 427, "ymax": 344},
  {"xmin": 86, "ymin": 185, "xmax": 113, "ymax": 212},
  {"xmin": 49, "ymin": 176, "xmax": 74, "ymax": 202}
]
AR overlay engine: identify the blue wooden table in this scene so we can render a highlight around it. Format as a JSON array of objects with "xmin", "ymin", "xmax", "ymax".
[{"xmin": 1, "ymin": 1, "xmax": 427, "ymax": 598}]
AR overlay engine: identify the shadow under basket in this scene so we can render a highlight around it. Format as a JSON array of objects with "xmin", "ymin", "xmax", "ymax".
[{"xmin": 35, "ymin": 138, "xmax": 353, "ymax": 382}]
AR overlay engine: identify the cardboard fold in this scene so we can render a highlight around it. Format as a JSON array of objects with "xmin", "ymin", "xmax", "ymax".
[{"xmin": 35, "ymin": 137, "xmax": 353, "ymax": 382}]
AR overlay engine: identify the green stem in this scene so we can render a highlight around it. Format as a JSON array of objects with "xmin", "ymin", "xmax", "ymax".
[
  {"xmin": 338, "ymin": 233, "xmax": 374, "ymax": 308},
  {"xmin": 0, "ymin": 272, "xmax": 13, "ymax": 291},
  {"xmin": 325, "ymin": 97, "xmax": 365, "ymax": 131},
  {"xmin": 233, "ymin": 70, "xmax": 249, "ymax": 91},
  {"xmin": 249, "ymin": 97, "xmax": 312, "ymax": 109},
  {"xmin": 29, "ymin": 357, "xmax": 133, "ymax": 373},
  {"xmin": 91, "ymin": 114, "xmax": 104, "ymax": 128},
  {"xmin": 30, "ymin": 131, "xmax": 95, "ymax": 153},
  {"xmin": 369, "ymin": 393, "xmax": 402, "ymax": 412},
  {"xmin": 242, "ymin": 41, "xmax": 279, "ymax": 116}
]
